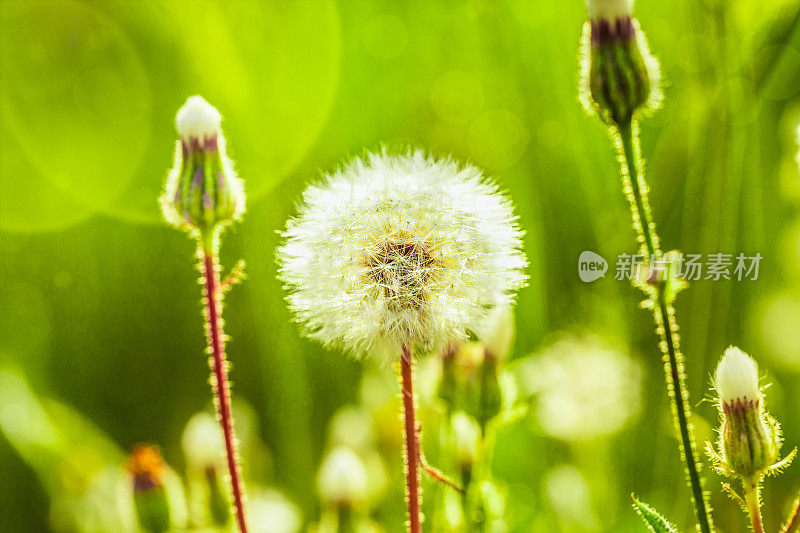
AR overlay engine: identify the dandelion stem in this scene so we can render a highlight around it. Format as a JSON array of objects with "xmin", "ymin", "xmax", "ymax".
[
  {"xmin": 400, "ymin": 345, "xmax": 422, "ymax": 533},
  {"xmin": 618, "ymin": 120, "xmax": 658, "ymax": 258},
  {"xmin": 617, "ymin": 118, "xmax": 713, "ymax": 533},
  {"xmin": 744, "ymin": 479, "xmax": 765, "ymax": 533},
  {"xmin": 201, "ymin": 250, "xmax": 249, "ymax": 533}
]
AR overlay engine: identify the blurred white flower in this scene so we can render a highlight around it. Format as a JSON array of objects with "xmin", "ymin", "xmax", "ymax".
[
  {"xmin": 328, "ymin": 405, "xmax": 375, "ymax": 452},
  {"xmin": 317, "ymin": 446, "xmax": 369, "ymax": 508},
  {"xmin": 545, "ymin": 464, "xmax": 599, "ymax": 531},
  {"xmin": 248, "ymin": 489, "xmax": 302, "ymax": 533},
  {"xmin": 181, "ymin": 412, "xmax": 225, "ymax": 470},
  {"xmin": 516, "ymin": 334, "xmax": 641, "ymax": 441},
  {"xmin": 451, "ymin": 412, "xmax": 481, "ymax": 468},
  {"xmin": 278, "ymin": 149, "xmax": 527, "ymax": 362},
  {"xmin": 714, "ymin": 346, "xmax": 759, "ymax": 405}
]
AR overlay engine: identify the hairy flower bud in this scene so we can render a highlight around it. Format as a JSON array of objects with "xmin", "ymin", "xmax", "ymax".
[
  {"xmin": 713, "ymin": 347, "xmax": 779, "ymax": 478},
  {"xmin": 579, "ymin": 0, "xmax": 660, "ymax": 125},
  {"xmin": 128, "ymin": 445, "xmax": 171, "ymax": 533},
  {"xmin": 160, "ymin": 96, "xmax": 245, "ymax": 243}
]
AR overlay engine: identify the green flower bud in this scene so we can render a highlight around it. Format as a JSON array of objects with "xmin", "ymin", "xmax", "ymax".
[
  {"xmin": 714, "ymin": 347, "xmax": 780, "ymax": 478},
  {"xmin": 128, "ymin": 445, "xmax": 171, "ymax": 533},
  {"xmin": 437, "ymin": 342, "xmax": 503, "ymax": 428},
  {"xmin": 579, "ymin": 1, "xmax": 660, "ymax": 125},
  {"xmin": 160, "ymin": 96, "xmax": 245, "ymax": 243}
]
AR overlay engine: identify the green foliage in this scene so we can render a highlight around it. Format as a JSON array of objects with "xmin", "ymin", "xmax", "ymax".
[{"xmin": 631, "ymin": 495, "xmax": 680, "ymax": 533}]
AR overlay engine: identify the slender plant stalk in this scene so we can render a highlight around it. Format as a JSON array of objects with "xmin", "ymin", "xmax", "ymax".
[
  {"xmin": 743, "ymin": 479, "xmax": 765, "ymax": 533},
  {"xmin": 400, "ymin": 345, "xmax": 422, "ymax": 533},
  {"xmin": 616, "ymin": 119, "xmax": 713, "ymax": 533},
  {"xmin": 201, "ymin": 249, "xmax": 249, "ymax": 533}
]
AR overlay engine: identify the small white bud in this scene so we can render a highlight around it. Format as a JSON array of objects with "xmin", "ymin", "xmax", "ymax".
[
  {"xmin": 176, "ymin": 95, "xmax": 221, "ymax": 140},
  {"xmin": 317, "ymin": 447, "xmax": 369, "ymax": 507},
  {"xmin": 452, "ymin": 412, "xmax": 481, "ymax": 469},
  {"xmin": 715, "ymin": 346, "xmax": 759, "ymax": 404},
  {"xmin": 584, "ymin": 0, "xmax": 634, "ymax": 20},
  {"xmin": 181, "ymin": 412, "xmax": 225, "ymax": 470}
]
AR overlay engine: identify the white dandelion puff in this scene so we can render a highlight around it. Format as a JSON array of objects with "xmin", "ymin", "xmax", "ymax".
[{"xmin": 277, "ymin": 149, "xmax": 527, "ymax": 362}]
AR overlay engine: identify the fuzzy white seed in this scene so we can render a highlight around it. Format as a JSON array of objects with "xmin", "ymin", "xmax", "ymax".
[
  {"xmin": 585, "ymin": 0, "xmax": 634, "ymax": 20},
  {"xmin": 715, "ymin": 346, "xmax": 759, "ymax": 404},
  {"xmin": 176, "ymin": 95, "xmax": 222, "ymax": 140}
]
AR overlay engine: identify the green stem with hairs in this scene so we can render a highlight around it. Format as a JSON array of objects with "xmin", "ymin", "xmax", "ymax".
[
  {"xmin": 743, "ymin": 478, "xmax": 765, "ymax": 533},
  {"xmin": 617, "ymin": 118, "xmax": 713, "ymax": 533}
]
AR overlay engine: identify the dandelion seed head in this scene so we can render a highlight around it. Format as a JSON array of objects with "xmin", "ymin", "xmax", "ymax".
[
  {"xmin": 715, "ymin": 346, "xmax": 759, "ymax": 404},
  {"xmin": 277, "ymin": 149, "xmax": 527, "ymax": 362}
]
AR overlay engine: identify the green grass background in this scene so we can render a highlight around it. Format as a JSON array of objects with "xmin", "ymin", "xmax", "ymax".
[{"xmin": 1, "ymin": 1, "xmax": 799, "ymax": 531}]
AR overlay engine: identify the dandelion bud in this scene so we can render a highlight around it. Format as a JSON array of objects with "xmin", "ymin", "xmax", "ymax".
[
  {"xmin": 128, "ymin": 445, "xmax": 171, "ymax": 533},
  {"xmin": 713, "ymin": 347, "xmax": 780, "ymax": 478},
  {"xmin": 437, "ymin": 342, "xmax": 504, "ymax": 428},
  {"xmin": 579, "ymin": 0, "xmax": 659, "ymax": 125},
  {"xmin": 317, "ymin": 447, "xmax": 369, "ymax": 510},
  {"xmin": 160, "ymin": 96, "xmax": 245, "ymax": 242}
]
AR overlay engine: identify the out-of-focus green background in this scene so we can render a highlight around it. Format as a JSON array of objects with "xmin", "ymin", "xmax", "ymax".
[{"xmin": 2, "ymin": 1, "xmax": 799, "ymax": 532}]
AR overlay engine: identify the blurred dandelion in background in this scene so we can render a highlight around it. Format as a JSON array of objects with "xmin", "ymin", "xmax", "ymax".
[{"xmin": 515, "ymin": 334, "xmax": 642, "ymax": 441}]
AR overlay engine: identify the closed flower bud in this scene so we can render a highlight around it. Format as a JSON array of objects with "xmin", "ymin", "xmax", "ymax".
[
  {"xmin": 713, "ymin": 347, "xmax": 780, "ymax": 478},
  {"xmin": 128, "ymin": 445, "xmax": 171, "ymax": 533},
  {"xmin": 579, "ymin": 0, "xmax": 660, "ymax": 125},
  {"xmin": 160, "ymin": 96, "xmax": 245, "ymax": 243},
  {"xmin": 437, "ymin": 342, "xmax": 503, "ymax": 428}
]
